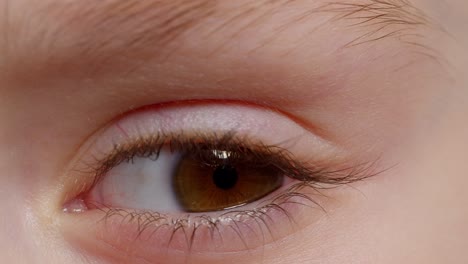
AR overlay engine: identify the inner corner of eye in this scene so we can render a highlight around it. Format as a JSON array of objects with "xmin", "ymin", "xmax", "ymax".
[{"xmin": 62, "ymin": 195, "xmax": 89, "ymax": 214}]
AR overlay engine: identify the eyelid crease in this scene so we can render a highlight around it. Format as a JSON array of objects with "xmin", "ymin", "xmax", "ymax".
[{"xmin": 115, "ymin": 99, "xmax": 333, "ymax": 142}]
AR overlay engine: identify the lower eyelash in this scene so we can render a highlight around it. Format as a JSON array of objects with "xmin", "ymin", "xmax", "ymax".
[{"xmin": 90, "ymin": 182, "xmax": 324, "ymax": 253}]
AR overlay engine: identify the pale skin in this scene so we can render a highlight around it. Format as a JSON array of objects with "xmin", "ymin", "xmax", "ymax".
[{"xmin": 1, "ymin": 0, "xmax": 468, "ymax": 263}]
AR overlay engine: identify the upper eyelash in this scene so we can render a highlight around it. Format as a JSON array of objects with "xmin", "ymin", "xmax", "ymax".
[{"xmin": 85, "ymin": 131, "xmax": 377, "ymax": 190}]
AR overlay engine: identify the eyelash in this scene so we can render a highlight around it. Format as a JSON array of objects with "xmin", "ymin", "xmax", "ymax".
[
  {"xmin": 89, "ymin": 131, "xmax": 368, "ymax": 186},
  {"xmin": 73, "ymin": 131, "xmax": 375, "ymax": 252}
]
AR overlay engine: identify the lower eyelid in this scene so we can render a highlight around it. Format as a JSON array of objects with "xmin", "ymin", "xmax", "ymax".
[{"xmin": 60, "ymin": 183, "xmax": 326, "ymax": 260}]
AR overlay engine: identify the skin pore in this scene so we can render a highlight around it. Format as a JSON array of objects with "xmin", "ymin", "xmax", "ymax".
[{"xmin": 0, "ymin": 0, "xmax": 467, "ymax": 263}]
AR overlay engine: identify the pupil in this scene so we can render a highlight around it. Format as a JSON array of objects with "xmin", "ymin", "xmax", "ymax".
[{"xmin": 212, "ymin": 164, "xmax": 238, "ymax": 190}]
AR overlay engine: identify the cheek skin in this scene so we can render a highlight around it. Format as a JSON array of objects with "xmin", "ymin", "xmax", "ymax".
[{"xmin": 60, "ymin": 214, "xmax": 290, "ymax": 264}]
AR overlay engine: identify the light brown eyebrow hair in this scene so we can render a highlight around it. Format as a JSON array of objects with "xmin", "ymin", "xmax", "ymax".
[
  {"xmin": 319, "ymin": 0, "xmax": 431, "ymax": 46},
  {"xmin": 4, "ymin": 0, "xmax": 441, "ymax": 76},
  {"xmin": 44, "ymin": 0, "xmax": 219, "ymax": 57},
  {"xmin": 315, "ymin": 0, "xmax": 444, "ymax": 65}
]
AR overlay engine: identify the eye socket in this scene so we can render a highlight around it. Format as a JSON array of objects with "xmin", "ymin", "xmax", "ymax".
[
  {"xmin": 174, "ymin": 149, "xmax": 283, "ymax": 212},
  {"xmin": 59, "ymin": 103, "xmax": 373, "ymax": 261}
]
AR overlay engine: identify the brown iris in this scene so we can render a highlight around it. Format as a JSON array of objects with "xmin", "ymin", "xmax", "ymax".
[{"xmin": 173, "ymin": 150, "xmax": 283, "ymax": 212}]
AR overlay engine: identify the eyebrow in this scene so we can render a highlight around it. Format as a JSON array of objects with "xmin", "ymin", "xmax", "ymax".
[
  {"xmin": 45, "ymin": 0, "xmax": 219, "ymax": 57},
  {"xmin": 317, "ymin": 0, "xmax": 442, "ymax": 64},
  {"xmin": 11, "ymin": 0, "xmax": 439, "ymax": 76},
  {"xmin": 321, "ymin": 0, "xmax": 431, "ymax": 46}
]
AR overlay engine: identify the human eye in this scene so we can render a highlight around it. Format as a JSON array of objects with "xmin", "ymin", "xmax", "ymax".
[{"xmin": 58, "ymin": 103, "xmax": 374, "ymax": 263}]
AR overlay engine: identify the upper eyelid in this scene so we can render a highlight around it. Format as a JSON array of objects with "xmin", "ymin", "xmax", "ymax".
[
  {"xmin": 61, "ymin": 103, "xmax": 335, "ymax": 177},
  {"xmin": 62, "ymin": 104, "xmax": 327, "ymax": 187},
  {"xmin": 65, "ymin": 104, "xmax": 376, "ymax": 198},
  {"xmin": 74, "ymin": 103, "xmax": 341, "ymax": 162}
]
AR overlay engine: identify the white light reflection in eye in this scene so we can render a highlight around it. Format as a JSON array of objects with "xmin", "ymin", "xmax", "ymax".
[{"xmin": 212, "ymin": 150, "xmax": 231, "ymax": 160}]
